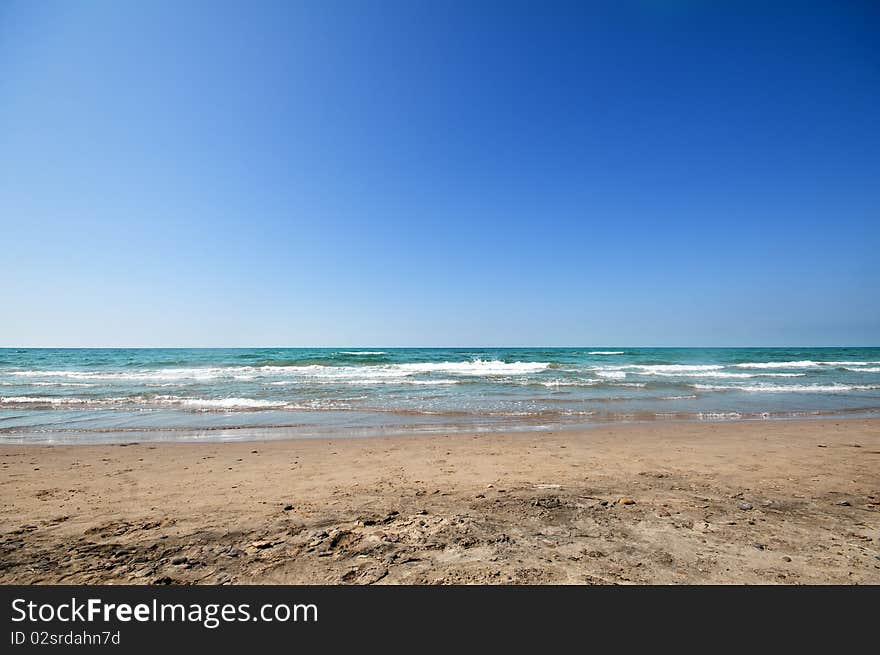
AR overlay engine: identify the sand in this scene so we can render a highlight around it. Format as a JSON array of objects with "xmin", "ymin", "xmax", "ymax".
[{"xmin": 1, "ymin": 418, "xmax": 879, "ymax": 584}]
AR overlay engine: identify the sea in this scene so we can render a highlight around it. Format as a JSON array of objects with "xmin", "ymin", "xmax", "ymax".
[{"xmin": 1, "ymin": 347, "xmax": 879, "ymax": 443}]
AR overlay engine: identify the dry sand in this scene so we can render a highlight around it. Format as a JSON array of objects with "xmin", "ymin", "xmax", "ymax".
[{"xmin": 1, "ymin": 418, "xmax": 879, "ymax": 584}]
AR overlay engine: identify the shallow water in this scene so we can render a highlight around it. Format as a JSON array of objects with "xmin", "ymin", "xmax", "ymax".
[{"xmin": 2, "ymin": 347, "xmax": 879, "ymax": 443}]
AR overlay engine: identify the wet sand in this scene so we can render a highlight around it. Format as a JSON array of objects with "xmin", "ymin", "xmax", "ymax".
[{"xmin": 1, "ymin": 418, "xmax": 879, "ymax": 584}]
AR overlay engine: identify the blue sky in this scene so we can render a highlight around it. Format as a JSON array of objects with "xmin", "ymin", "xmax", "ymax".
[{"xmin": 1, "ymin": 1, "xmax": 878, "ymax": 347}]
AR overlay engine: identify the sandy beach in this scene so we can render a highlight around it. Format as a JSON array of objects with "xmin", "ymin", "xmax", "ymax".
[{"xmin": 1, "ymin": 418, "xmax": 878, "ymax": 585}]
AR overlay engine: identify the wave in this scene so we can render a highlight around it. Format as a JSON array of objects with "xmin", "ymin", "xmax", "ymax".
[
  {"xmin": 733, "ymin": 361, "xmax": 821, "ymax": 369},
  {"xmin": 692, "ymin": 383, "xmax": 880, "ymax": 393},
  {"xmin": 735, "ymin": 360, "xmax": 880, "ymax": 369},
  {"xmin": 338, "ymin": 351, "xmax": 387, "ymax": 355},
  {"xmin": 0, "ymin": 395, "xmax": 289, "ymax": 410},
  {"xmin": 595, "ymin": 370, "xmax": 626, "ymax": 379},
  {"xmin": 0, "ymin": 381, "xmax": 97, "ymax": 387},
  {"xmin": 0, "ymin": 396, "xmax": 106, "ymax": 405},
  {"xmin": 593, "ymin": 364, "xmax": 724, "ymax": 374},
  {"xmin": 8, "ymin": 367, "xmax": 258, "ymax": 381},
  {"xmin": 154, "ymin": 396, "xmax": 288, "ymax": 409},
  {"xmin": 5, "ymin": 359, "xmax": 549, "ymax": 382},
  {"xmin": 392, "ymin": 360, "xmax": 549, "ymax": 375},
  {"xmin": 266, "ymin": 378, "xmax": 459, "ymax": 386},
  {"xmin": 843, "ymin": 366, "xmax": 880, "ymax": 373},
  {"xmin": 633, "ymin": 371, "xmax": 805, "ymax": 379},
  {"xmin": 588, "ymin": 351, "xmax": 624, "ymax": 355}
]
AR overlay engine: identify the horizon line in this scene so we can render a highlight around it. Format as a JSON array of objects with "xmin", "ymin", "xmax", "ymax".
[{"xmin": 2, "ymin": 345, "xmax": 879, "ymax": 350}]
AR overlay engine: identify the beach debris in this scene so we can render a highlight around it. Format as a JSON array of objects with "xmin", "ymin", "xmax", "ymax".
[
  {"xmin": 532, "ymin": 496, "xmax": 562, "ymax": 509},
  {"xmin": 738, "ymin": 502, "xmax": 753, "ymax": 511}
]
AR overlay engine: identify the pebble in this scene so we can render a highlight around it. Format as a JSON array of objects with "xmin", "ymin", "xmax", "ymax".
[
  {"xmin": 836, "ymin": 501, "xmax": 851, "ymax": 507},
  {"xmin": 170, "ymin": 556, "xmax": 187, "ymax": 565},
  {"xmin": 617, "ymin": 497, "xmax": 636, "ymax": 506},
  {"xmin": 250, "ymin": 540, "xmax": 273, "ymax": 549},
  {"xmin": 738, "ymin": 502, "xmax": 753, "ymax": 511},
  {"xmin": 283, "ymin": 505, "xmax": 294, "ymax": 511},
  {"xmin": 782, "ymin": 556, "xmax": 792, "ymax": 562}
]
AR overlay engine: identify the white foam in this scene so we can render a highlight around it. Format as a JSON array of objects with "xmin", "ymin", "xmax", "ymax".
[
  {"xmin": 698, "ymin": 412, "xmax": 743, "ymax": 420},
  {"xmin": 339, "ymin": 351, "xmax": 387, "ymax": 355},
  {"xmin": 734, "ymin": 360, "xmax": 821, "ymax": 369},
  {"xmin": 268, "ymin": 378, "xmax": 458, "ymax": 386},
  {"xmin": 639, "ymin": 371, "xmax": 805, "ymax": 379},
  {"xmin": 393, "ymin": 360, "xmax": 549, "ymax": 376},
  {"xmin": 588, "ymin": 351, "xmax": 624, "ymax": 355},
  {"xmin": 0, "ymin": 396, "xmax": 110, "ymax": 405},
  {"xmin": 842, "ymin": 366, "xmax": 880, "ymax": 373},
  {"xmin": 595, "ymin": 370, "xmax": 626, "ymax": 379},
  {"xmin": 538, "ymin": 378, "xmax": 597, "ymax": 387},
  {"xmin": 732, "ymin": 360, "xmax": 880, "ymax": 369},
  {"xmin": 0, "ymin": 381, "xmax": 96, "ymax": 387},
  {"xmin": 594, "ymin": 364, "xmax": 723, "ymax": 374},
  {"xmin": 692, "ymin": 383, "xmax": 880, "ymax": 393},
  {"xmin": 165, "ymin": 397, "xmax": 288, "ymax": 409}
]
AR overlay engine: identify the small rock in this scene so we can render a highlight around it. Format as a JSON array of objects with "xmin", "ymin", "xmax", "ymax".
[
  {"xmin": 836, "ymin": 501, "xmax": 851, "ymax": 507},
  {"xmin": 171, "ymin": 556, "xmax": 187, "ymax": 565},
  {"xmin": 782, "ymin": 556, "xmax": 792, "ymax": 562},
  {"xmin": 617, "ymin": 497, "xmax": 636, "ymax": 506},
  {"xmin": 752, "ymin": 543, "xmax": 766, "ymax": 550},
  {"xmin": 283, "ymin": 504, "xmax": 294, "ymax": 511},
  {"xmin": 817, "ymin": 444, "xmax": 827, "ymax": 448},
  {"xmin": 250, "ymin": 540, "xmax": 273, "ymax": 549},
  {"xmin": 738, "ymin": 502, "xmax": 753, "ymax": 511}
]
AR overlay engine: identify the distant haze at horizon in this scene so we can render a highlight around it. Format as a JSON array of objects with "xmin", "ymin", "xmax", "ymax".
[{"xmin": 1, "ymin": 2, "xmax": 878, "ymax": 347}]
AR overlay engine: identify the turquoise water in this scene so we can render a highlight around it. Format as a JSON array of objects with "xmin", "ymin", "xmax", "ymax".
[{"xmin": 1, "ymin": 347, "xmax": 879, "ymax": 443}]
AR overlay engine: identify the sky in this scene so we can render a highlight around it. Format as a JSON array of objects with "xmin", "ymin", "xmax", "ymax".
[{"xmin": 1, "ymin": 1, "xmax": 878, "ymax": 347}]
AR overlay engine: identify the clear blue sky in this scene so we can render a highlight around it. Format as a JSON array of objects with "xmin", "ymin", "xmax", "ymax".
[{"xmin": 1, "ymin": 1, "xmax": 878, "ymax": 347}]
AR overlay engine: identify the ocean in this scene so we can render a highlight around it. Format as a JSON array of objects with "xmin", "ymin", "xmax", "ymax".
[{"xmin": 1, "ymin": 347, "xmax": 879, "ymax": 443}]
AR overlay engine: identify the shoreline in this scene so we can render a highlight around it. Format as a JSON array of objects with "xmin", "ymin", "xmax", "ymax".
[
  {"xmin": 2, "ymin": 418, "xmax": 879, "ymax": 584},
  {"xmin": 4, "ymin": 409, "xmax": 880, "ymax": 446}
]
